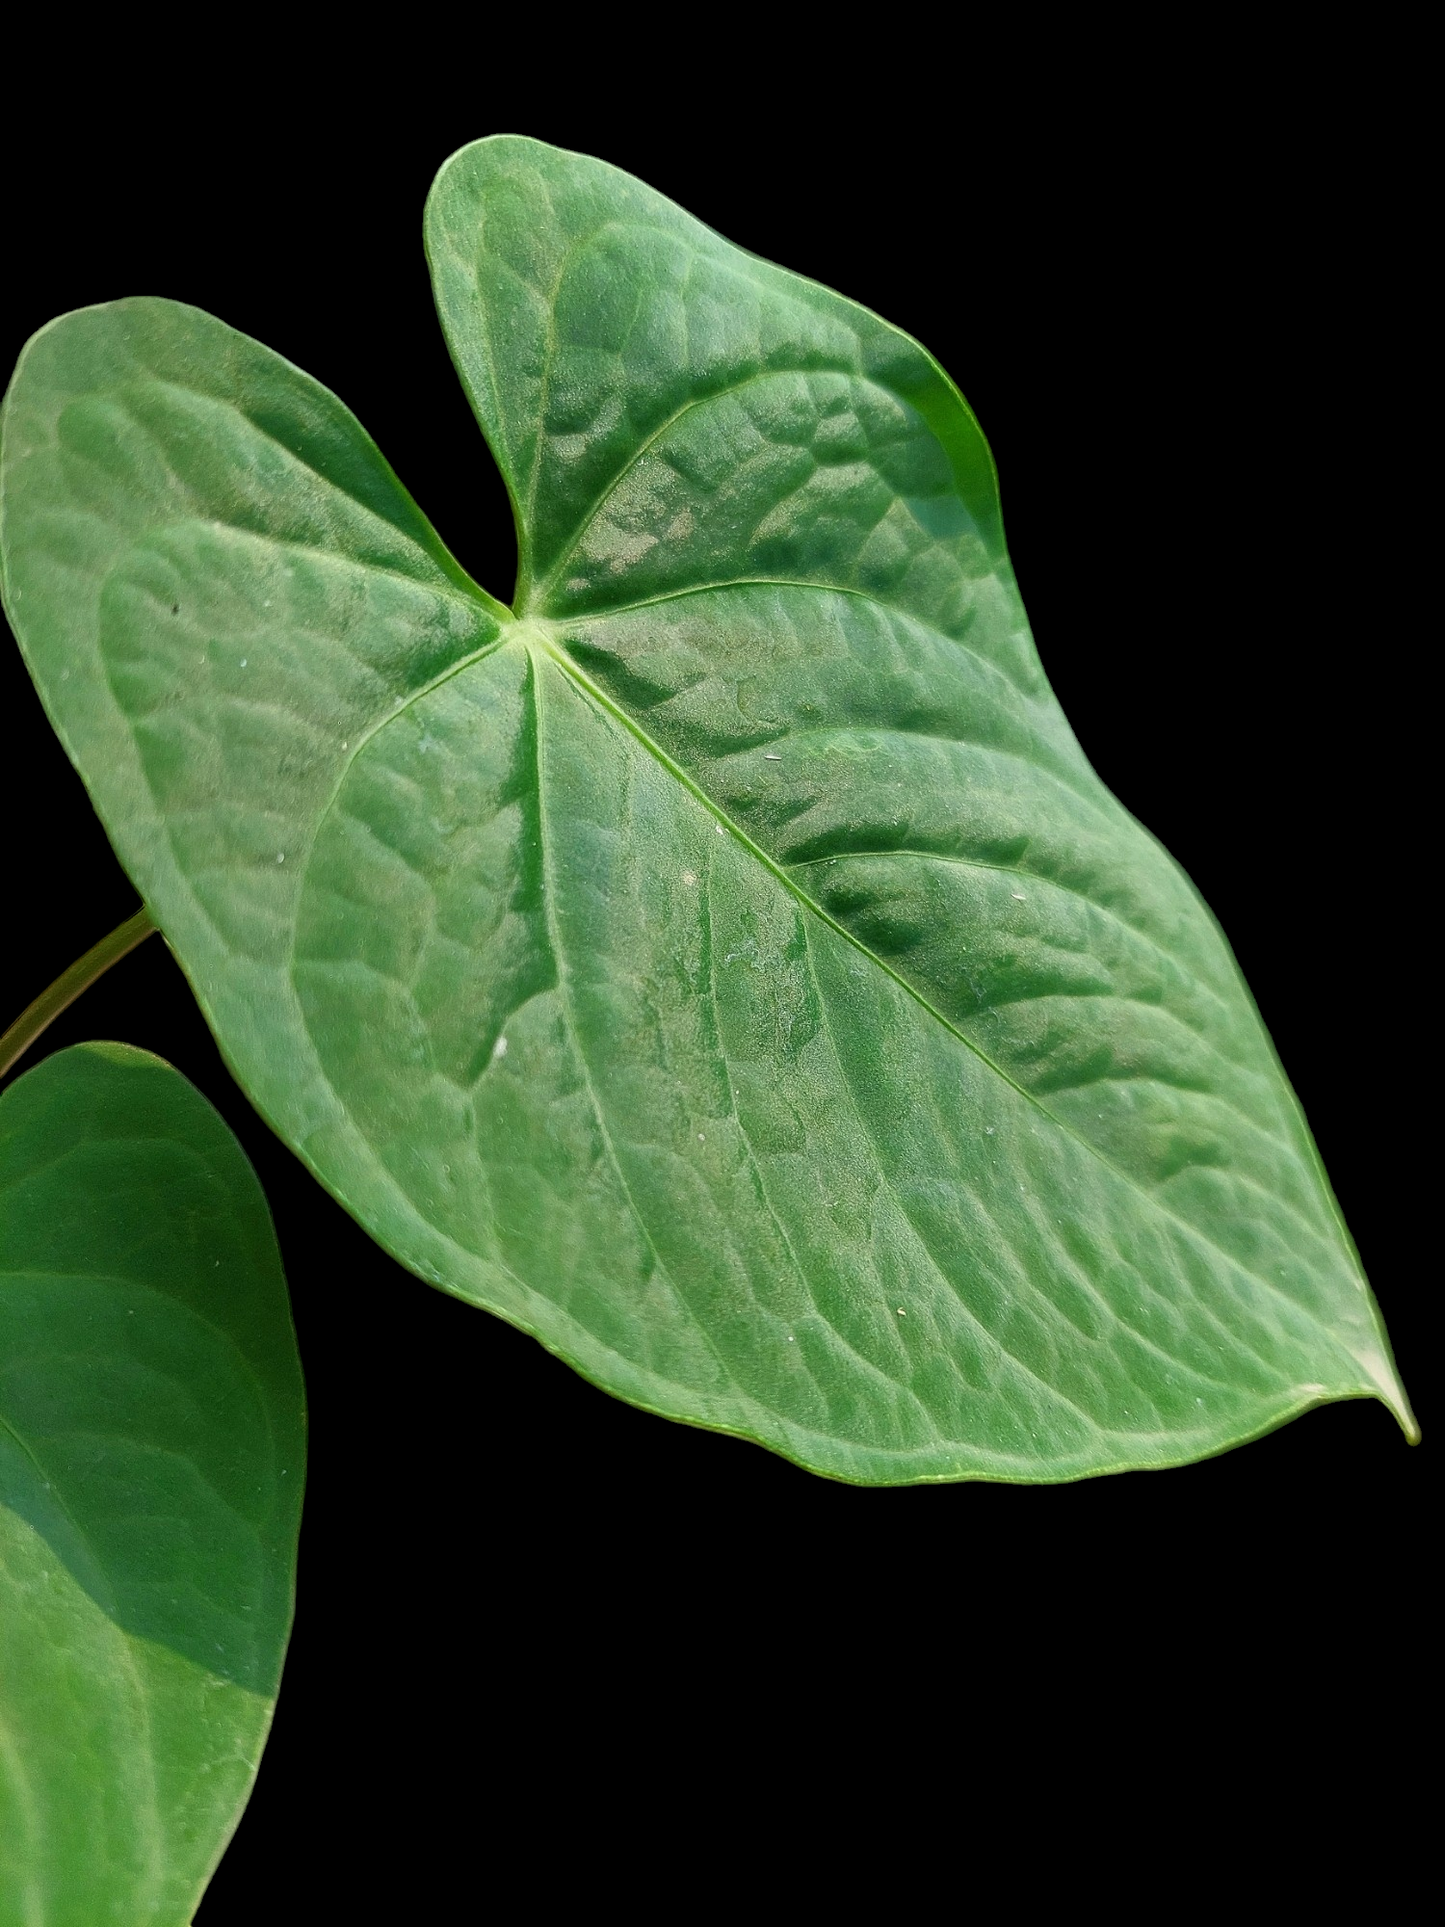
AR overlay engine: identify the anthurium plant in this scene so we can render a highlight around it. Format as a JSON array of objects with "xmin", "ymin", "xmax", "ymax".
[{"xmin": 0, "ymin": 135, "xmax": 1415, "ymax": 1919}]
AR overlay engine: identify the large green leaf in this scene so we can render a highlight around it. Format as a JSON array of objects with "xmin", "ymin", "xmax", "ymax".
[
  {"xmin": 0, "ymin": 1043, "xmax": 304, "ymax": 1923},
  {"xmin": 0, "ymin": 135, "xmax": 1411, "ymax": 1482}
]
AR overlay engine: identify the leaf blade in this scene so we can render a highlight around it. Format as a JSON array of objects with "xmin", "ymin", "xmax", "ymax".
[
  {"xmin": 2, "ymin": 140, "xmax": 1412, "ymax": 1483},
  {"xmin": 0, "ymin": 1042, "xmax": 305, "ymax": 1922}
]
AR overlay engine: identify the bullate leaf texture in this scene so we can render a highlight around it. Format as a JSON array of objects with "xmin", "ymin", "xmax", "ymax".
[{"xmin": 0, "ymin": 136, "xmax": 1413, "ymax": 1483}]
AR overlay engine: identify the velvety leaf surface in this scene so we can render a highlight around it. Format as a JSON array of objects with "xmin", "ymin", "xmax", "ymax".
[
  {"xmin": 0, "ymin": 1044, "xmax": 304, "ymax": 1923},
  {"xmin": 0, "ymin": 136, "xmax": 1411, "ymax": 1481}
]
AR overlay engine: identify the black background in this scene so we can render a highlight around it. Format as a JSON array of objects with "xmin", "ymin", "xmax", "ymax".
[{"xmin": 2, "ymin": 81, "xmax": 1427, "ymax": 1911}]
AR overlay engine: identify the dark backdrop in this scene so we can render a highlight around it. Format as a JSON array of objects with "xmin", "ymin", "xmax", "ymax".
[{"xmin": 2, "ymin": 92, "xmax": 1425, "ymax": 1912}]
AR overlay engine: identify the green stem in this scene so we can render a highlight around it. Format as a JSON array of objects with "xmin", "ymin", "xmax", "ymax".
[{"xmin": 0, "ymin": 908, "xmax": 157, "ymax": 1082}]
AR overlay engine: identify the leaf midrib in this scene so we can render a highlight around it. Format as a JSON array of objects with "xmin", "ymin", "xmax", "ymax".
[
  {"xmin": 527, "ymin": 631, "xmax": 1360, "ymax": 1333},
  {"xmin": 533, "ymin": 635, "xmax": 1087, "ymax": 1116}
]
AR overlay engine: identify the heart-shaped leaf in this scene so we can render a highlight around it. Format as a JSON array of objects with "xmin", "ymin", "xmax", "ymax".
[
  {"xmin": 0, "ymin": 1042, "xmax": 304, "ymax": 1923},
  {"xmin": 0, "ymin": 135, "xmax": 1411, "ymax": 1481}
]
